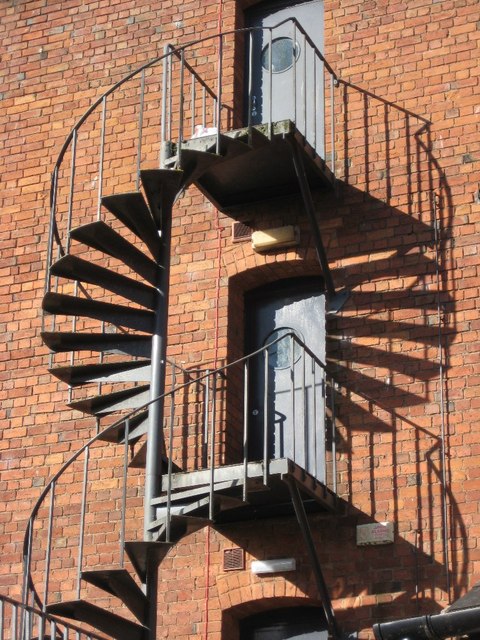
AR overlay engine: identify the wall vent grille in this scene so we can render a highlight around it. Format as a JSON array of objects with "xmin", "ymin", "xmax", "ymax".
[
  {"xmin": 232, "ymin": 221, "xmax": 252, "ymax": 242},
  {"xmin": 223, "ymin": 547, "xmax": 245, "ymax": 571}
]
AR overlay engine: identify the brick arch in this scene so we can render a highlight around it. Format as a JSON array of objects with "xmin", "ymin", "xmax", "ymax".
[{"xmin": 218, "ymin": 590, "xmax": 323, "ymax": 640}]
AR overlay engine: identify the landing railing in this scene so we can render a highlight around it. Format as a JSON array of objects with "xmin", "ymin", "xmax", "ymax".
[
  {"xmin": 44, "ymin": 18, "xmax": 339, "ymax": 384},
  {"xmin": 22, "ymin": 333, "xmax": 337, "ymax": 628},
  {"xmin": 0, "ymin": 593, "xmax": 104, "ymax": 640}
]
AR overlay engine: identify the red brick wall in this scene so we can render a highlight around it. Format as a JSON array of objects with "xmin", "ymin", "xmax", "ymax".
[{"xmin": 0, "ymin": 0, "xmax": 479, "ymax": 638}]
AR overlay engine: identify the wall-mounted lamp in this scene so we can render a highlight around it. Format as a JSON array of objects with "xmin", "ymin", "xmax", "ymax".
[
  {"xmin": 252, "ymin": 225, "xmax": 299, "ymax": 252},
  {"xmin": 251, "ymin": 558, "xmax": 296, "ymax": 574}
]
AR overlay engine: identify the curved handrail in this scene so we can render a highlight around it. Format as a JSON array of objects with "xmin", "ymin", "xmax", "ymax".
[
  {"xmin": 45, "ymin": 17, "xmax": 337, "ymax": 291},
  {"xmin": 23, "ymin": 331, "xmax": 329, "ymax": 613}
]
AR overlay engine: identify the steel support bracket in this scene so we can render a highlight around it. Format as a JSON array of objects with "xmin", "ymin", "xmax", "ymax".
[
  {"xmin": 288, "ymin": 138, "xmax": 350, "ymax": 315},
  {"xmin": 285, "ymin": 476, "xmax": 342, "ymax": 640}
]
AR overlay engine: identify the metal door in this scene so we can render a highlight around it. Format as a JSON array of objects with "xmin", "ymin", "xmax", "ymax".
[
  {"xmin": 246, "ymin": 0, "xmax": 324, "ymax": 153},
  {"xmin": 245, "ymin": 279, "xmax": 326, "ymax": 480}
]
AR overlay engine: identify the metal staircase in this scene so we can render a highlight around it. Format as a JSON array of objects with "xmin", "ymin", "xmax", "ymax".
[{"xmin": 18, "ymin": 19, "xmax": 347, "ymax": 640}]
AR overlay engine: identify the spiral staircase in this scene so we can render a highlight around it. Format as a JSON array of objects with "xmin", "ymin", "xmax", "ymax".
[{"xmin": 14, "ymin": 21, "xmax": 347, "ymax": 640}]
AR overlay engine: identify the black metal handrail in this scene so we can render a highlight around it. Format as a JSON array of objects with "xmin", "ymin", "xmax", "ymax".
[{"xmin": 23, "ymin": 331, "xmax": 336, "ymax": 629}]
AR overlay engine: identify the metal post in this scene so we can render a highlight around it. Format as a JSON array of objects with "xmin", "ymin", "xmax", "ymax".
[
  {"xmin": 178, "ymin": 49, "xmax": 185, "ymax": 167},
  {"xmin": 312, "ymin": 357, "xmax": 318, "ymax": 479},
  {"xmin": 263, "ymin": 349, "xmax": 269, "ymax": 486},
  {"xmin": 247, "ymin": 31, "xmax": 254, "ymax": 141},
  {"xmin": 136, "ymin": 70, "xmax": 145, "ymax": 190},
  {"xmin": 120, "ymin": 418, "xmax": 130, "ymax": 567},
  {"xmin": 330, "ymin": 73, "xmax": 335, "ymax": 178},
  {"xmin": 243, "ymin": 360, "xmax": 249, "ymax": 502},
  {"xmin": 268, "ymin": 29, "xmax": 273, "ymax": 138},
  {"xmin": 203, "ymin": 370, "xmax": 210, "ymax": 468},
  {"xmin": 43, "ymin": 481, "xmax": 56, "ymax": 608},
  {"xmin": 290, "ymin": 334, "xmax": 296, "ymax": 461},
  {"xmin": 97, "ymin": 96, "xmax": 106, "ymax": 220},
  {"xmin": 77, "ymin": 445, "xmax": 90, "ymax": 599},
  {"xmin": 209, "ymin": 373, "xmax": 217, "ymax": 521},
  {"xmin": 166, "ymin": 366, "xmax": 176, "ymax": 543},
  {"xmin": 191, "ymin": 74, "xmax": 196, "ymax": 137},
  {"xmin": 160, "ymin": 45, "xmax": 169, "ymax": 168},
  {"xmin": 144, "ymin": 174, "xmax": 173, "ymax": 540},
  {"xmin": 330, "ymin": 377, "xmax": 337, "ymax": 493},
  {"xmin": 216, "ymin": 35, "xmax": 223, "ymax": 154},
  {"xmin": 66, "ymin": 129, "xmax": 77, "ymax": 253}
]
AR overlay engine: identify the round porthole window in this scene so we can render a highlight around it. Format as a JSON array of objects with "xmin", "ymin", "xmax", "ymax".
[
  {"xmin": 263, "ymin": 327, "xmax": 303, "ymax": 369},
  {"xmin": 261, "ymin": 37, "xmax": 300, "ymax": 73}
]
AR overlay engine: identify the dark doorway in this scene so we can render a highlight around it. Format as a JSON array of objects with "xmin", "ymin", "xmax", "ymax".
[{"xmin": 240, "ymin": 606, "xmax": 329, "ymax": 639}]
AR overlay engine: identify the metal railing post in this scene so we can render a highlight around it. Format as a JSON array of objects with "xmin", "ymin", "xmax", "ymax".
[
  {"xmin": 76, "ymin": 446, "xmax": 90, "ymax": 600},
  {"xmin": 166, "ymin": 366, "xmax": 176, "ymax": 543},
  {"xmin": 97, "ymin": 96, "xmax": 107, "ymax": 220},
  {"xmin": 243, "ymin": 360, "xmax": 249, "ymax": 502},
  {"xmin": 208, "ymin": 373, "xmax": 217, "ymax": 520},
  {"xmin": 263, "ymin": 349, "xmax": 269, "ymax": 486},
  {"xmin": 216, "ymin": 34, "xmax": 223, "ymax": 154},
  {"xmin": 136, "ymin": 70, "xmax": 145, "ymax": 189},
  {"xmin": 120, "ymin": 418, "xmax": 130, "ymax": 568}
]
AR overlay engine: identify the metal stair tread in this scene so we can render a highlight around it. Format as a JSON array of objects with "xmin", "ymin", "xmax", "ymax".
[
  {"xmin": 68, "ymin": 384, "xmax": 150, "ymax": 415},
  {"xmin": 41, "ymin": 331, "xmax": 152, "ymax": 358},
  {"xmin": 99, "ymin": 409, "xmax": 149, "ymax": 444},
  {"xmin": 151, "ymin": 478, "xmax": 244, "ymax": 506},
  {"xmin": 129, "ymin": 442, "xmax": 181, "ymax": 472},
  {"xmin": 140, "ymin": 169, "xmax": 184, "ymax": 227},
  {"xmin": 50, "ymin": 254, "xmax": 158, "ymax": 311},
  {"xmin": 81, "ymin": 568, "xmax": 147, "ymax": 624},
  {"xmin": 43, "ymin": 292, "xmax": 155, "ymax": 334},
  {"xmin": 46, "ymin": 599, "xmax": 147, "ymax": 640},
  {"xmin": 149, "ymin": 513, "xmax": 211, "ymax": 539},
  {"xmin": 101, "ymin": 192, "xmax": 161, "ymax": 261},
  {"xmin": 48, "ymin": 359, "xmax": 151, "ymax": 386},
  {"xmin": 70, "ymin": 220, "xmax": 158, "ymax": 285},
  {"xmin": 125, "ymin": 541, "xmax": 173, "ymax": 583}
]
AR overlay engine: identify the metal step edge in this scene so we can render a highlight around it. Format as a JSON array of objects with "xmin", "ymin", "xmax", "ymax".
[
  {"xmin": 151, "ymin": 478, "xmax": 244, "ymax": 506},
  {"xmin": 50, "ymin": 254, "xmax": 158, "ymax": 311},
  {"xmin": 125, "ymin": 541, "xmax": 173, "ymax": 583},
  {"xmin": 101, "ymin": 192, "xmax": 161, "ymax": 261},
  {"xmin": 98, "ymin": 410, "xmax": 149, "ymax": 444},
  {"xmin": 43, "ymin": 292, "xmax": 155, "ymax": 334},
  {"xmin": 46, "ymin": 600, "xmax": 146, "ymax": 640},
  {"xmin": 140, "ymin": 169, "xmax": 184, "ymax": 228},
  {"xmin": 68, "ymin": 385, "xmax": 150, "ymax": 416},
  {"xmin": 70, "ymin": 220, "xmax": 158, "ymax": 286},
  {"xmin": 81, "ymin": 568, "xmax": 147, "ymax": 624},
  {"xmin": 49, "ymin": 360, "xmax": 151, "ymax": 386},
  {"xmin": 41, "ymin": 331, "xmax": 152, "ymax": 358}
]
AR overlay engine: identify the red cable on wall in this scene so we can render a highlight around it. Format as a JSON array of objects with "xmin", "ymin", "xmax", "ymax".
[{"xmin": 204, "ymin": 2, "xmax": 224, "ymax": 637}]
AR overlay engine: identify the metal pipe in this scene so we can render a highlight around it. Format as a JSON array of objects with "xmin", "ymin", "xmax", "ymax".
[
  {"xmin": 166, "ymin": 367, "xmax": 176, "ymax": 543},
  {"xmin": 330, "ymin": 376, "xmax": 337, "ymax": 492},
  {"xmin": 191, "ymin": 74, "xmax": 196, "ymax": 137},
  {"xmin": 216, "ymin": 34, "xmax": 223, "ymax": 154},
  {"xmin": 66, "ymin": 129, "xmax": 77, "ymax": 253},
  {"xmin": 247, "ymin": 31, "xmax": 254, "ymax": 139},
  {"xmin": 263, "ymin": 349, "xmax": 269, "ymax": 486},
  {"xmin": 203, "ymin": 370, "xmax": 210, "ymax": 468},
  {"xmin": 291, "ymin": 334, "xmax": 296, "ymax": 461},
  {"xmin": 330, "ymin": 73, "xmax": 335, "ymax": 178},
  {"xmin": 243, "ymin": 360, "xmax": 249, "ymax": 502},
  {"xmin": 97, "ymin": 96, "xmax": 106, "ymax": 220},
  {"xmin": 76, "ymin": 445, "xmax": 90, "ymax": 599},
  {"xmin": 301, "ymin": 344, "xmax": 307, "ymax": 469},
  {"xmin": 303, "ymin": 32, "xmax": 307, "ymax": 133},
  {"xmin": 178, "ymin": 49, "xmax": 185, "ymax": 167},
  {"xmin": 312, "ymin": 357, "xmax": 317, "ymax": 479},
  {"xmin": 293, "ymin": 22, "xmax": 297, "ymax": 125},
  {"xmin": 268, "ymin": 28, "xmax": 273, "ymax": 138},
  {"xmin": 43, "ymin": 481, "xmax": 56, "ymax": 608},
  {"xmin": 120, "ymin": 418, "xmax": 130, "ymax": 568},
  {"xmin": 374, "ymin": 607, "xmax": 480, "ymax": 640},
  {"xmin": 136, "ymin": 69, "xmax": 145, "ymax": 190},
  {"xmin": 160, "ymin": 45, "xmax": 169, "ymax": 168},
  {"xmin": 202, "ymin": 86, "xmax": 206, "ymax": 128},
  {"xmin": 209, "ymin": 373, "xmax": 217, "ymax": 521}
]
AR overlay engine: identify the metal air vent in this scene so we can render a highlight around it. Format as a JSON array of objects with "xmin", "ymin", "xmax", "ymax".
[{"xmin": 223, "ymin": 547, "xmax": 245, "ymax": 571}]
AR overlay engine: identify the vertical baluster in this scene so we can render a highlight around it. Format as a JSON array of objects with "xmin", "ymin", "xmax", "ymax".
[
  {"xmin": 313, "ymin": 53, "xmax": 317, "ymax": 151},
  {"xmin": 168, "ymin": 48, "xmax": 173, "ymax": 145},
  {"xmin": 136, "ymin": 70, "xmax": 145, "ymax": 190},
  {"xmin": 330, "ymin": 73, "xmax": 335, "ymax": 177},
  {"xmin": 191, "ymin": 74, "xmax": 196, "ymax": 137},
  {"xmin": 0, "ymin": 598, "xmax": 3, "ymax": 640},
  {"xmin": 209, "ymin": 372, "xmax": 217, "ymax": 521},
  {"xmin": 97, "ymin": 96, "xmax": 107, "ymax": 220},
  {"xmin": 63, "ymin": 625, "xmax": 68, "ymax": 640},
  {"xmin": 202, "ymin": 86, "xmax": 206, "ymax": 129},
  {"xmin": 303, "ymin": 32, "xmax": 307, "ymax": 134},
  {"xmin": 312, "ymin": 357, "xmax": 317, "ymax": 479},
  {"xmin": 216, "ymin": 34, "xmax": 223, "ymax": 153},
  {"xmin": 178, "ymin": 50, "xmax": 185, "ymax": 167},
  {"xmin": 66, "ymin": 129, "xmax": 77, "ymax": 253},
  {"xmin": 161, "ymin": 45, "xmax": 169, "ymax": 168},
  {"xmin": 301, "ymin": 343, "xmax": 307, "ymax": 470},
  {"xmin": 50, "ymin": 619, "xmax": 57, "ymax": 640},
  {"xmin": 263, "ymin": 349, "xmax": 269, "ymax": 486},
  {"xmin": 330, "ymin": 376, "xmax": 337, "ymax": 493},
  {"xmin": 11, "ymin": 604, "xmax": 17, "ymax": 640},
  {"xmin": 77, "ymin": 445, "xmax": 90, "ymax": 599},
  {"xmin": 43, "ymin": 481, "xmax": 56, "ymax": 608},
  {"xmin": 247, "ymin": 30, "xmax": 254, "ymax": 140},
  {"xmin": 45, "ymin": 166, "xmax": 59, "ymax": 299},
  {"xmin": 290, "ymin": 334, "xmax": 296, "ymax": 462},
  {"xmin": 203, "ymin": 370, "xmax": 210, "ymax": 468},
  {"xmin": 21, "ymin": 517, "xmax": 33, "ymax": 640},
  {"xmin": 268, "ymin": 28, "xmax": 273, "ymax": 138},
  {"xmin": 243, "ymin": 360, "xmax": 249, "ymax": 502},
  {"xmin": 166, "ymin": 366, "xmax": 176, "ymax": 543},
  {"xmin": 120, "ymin": 418, "xmax": 130, "ymax": 567},
  {"xmin": 293, "ymin": 22, "xmax": 297, "ymax": 126}
]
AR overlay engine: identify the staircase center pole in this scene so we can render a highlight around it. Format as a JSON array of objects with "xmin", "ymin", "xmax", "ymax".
[{"xmin": 144, "ymin": 202, "xmax": 173, "ymax": 541}]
